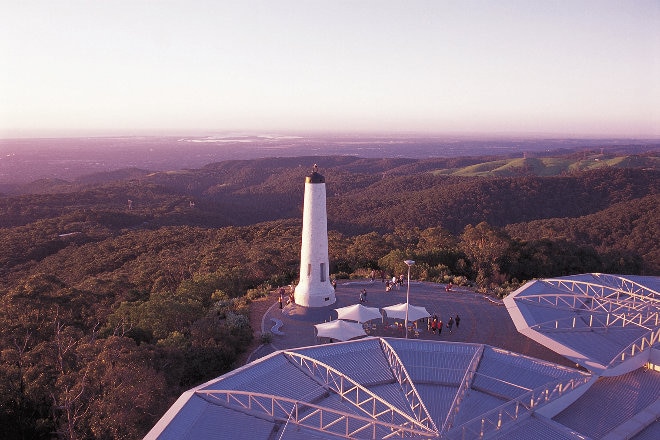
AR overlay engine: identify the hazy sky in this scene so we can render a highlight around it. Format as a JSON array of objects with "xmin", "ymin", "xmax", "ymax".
[{"xmin": 1, "ymin": 0, "xmax": 659, "ymax": 138}]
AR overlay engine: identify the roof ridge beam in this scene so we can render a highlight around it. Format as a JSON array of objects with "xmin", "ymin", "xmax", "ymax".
[
  {"xmin": 282, "ymin": 349, "xmax": 436, "ymax": 435},
  {"xmin": 378, "ymin": 338, "xmax": 439, "ymax": 433},
  {"xmin": 441, "ymin": 344, "xmax": 485, "ymax": 433}
]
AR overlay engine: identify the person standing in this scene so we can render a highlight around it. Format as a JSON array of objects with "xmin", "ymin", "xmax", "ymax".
[
  {"xmin": 437, "ymin": 318, "xmax": 443, "ymax": 335},
  {"xmin": 431, "ymin": 315, "xmax": 437, "ymax": 334},
  {"xmin": 447, "ymin": 316, "xmax": 454, "ymax": 333},
  {"xmin": 455, "ymin": 314, "xmax": 461, "ymax": 329}
]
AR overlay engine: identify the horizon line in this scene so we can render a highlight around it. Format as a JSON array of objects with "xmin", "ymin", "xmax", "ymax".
[{"xmin": 2, "ymin": 129, "xmax": 660, "ymax": 141}]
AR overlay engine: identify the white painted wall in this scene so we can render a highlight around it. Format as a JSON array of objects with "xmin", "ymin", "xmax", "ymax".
[{"xmin": 294, "ymin": 177, "xmax": 336, "ymax": 307}]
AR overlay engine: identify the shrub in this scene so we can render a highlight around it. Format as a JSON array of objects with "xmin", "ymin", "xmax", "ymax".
[
  {"xmin": 350, "ymin": 268, "xmax": 373, "ymax": 279},
  {"xmin": 246, "ymin": 284, "xmax": 271, "ymax": 301},
  {"xmin": 225, "ymin": 312, "xmax": 250, "ymax": 332},
  {"xmin": 211, "ymin": 289, "xmax": 229, "ymax": 301}
]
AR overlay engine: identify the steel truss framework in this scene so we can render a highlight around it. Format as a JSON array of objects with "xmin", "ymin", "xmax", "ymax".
[
  {"xmin": 194, "ymin": 353, "xmax": 588, "ymax": 440},
  {"xmin": 283, "ymin": 350, "xmax": 437, "ymax": 437},
  {"xmin": 509, "ymin": 275, "xmax": 660, "ymax": 370},
  {"xmin": 546, "ymin": 275, "xmax": 656, "ymax": 300},
  {"xmin": 196, "ymin": 345, "xmax": 440, "ymax": 439},
  {"xmin": 378, "ymin": 339, "xmax": 439, "ymax": 433},
  {"xmin": 518, "ymin": 293, "xmax": 658, "ymax": 317},
  {"xmin": 192, "ymin": 339, "xmax": 591, "ymax": 439},
  {"xmin": 440, "ymin": 345, "xmax": 483, "ymax": 434},
  {"xmin": 196, "ymin": 389, "xmax": 429, "ymax": 438},
  {"xmin": 516, "ymin": 278, "xmax": 659, "ymax": 315},
  {"xmin": 528, "ymin": 311, "xmax": 659, "ymax": 332},
  {"xmin": 445, "ymin": 375, "xmax": 592, "ymax": 439}
]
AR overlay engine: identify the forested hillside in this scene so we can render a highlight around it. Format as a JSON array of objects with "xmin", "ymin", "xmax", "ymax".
[
  {"xmin": 0, "ymin": 152, "xmax": 658, "ymax": 439},
  {"xmin": 505, "ymin": 194, "xmax": 660, "ymax": 274}
]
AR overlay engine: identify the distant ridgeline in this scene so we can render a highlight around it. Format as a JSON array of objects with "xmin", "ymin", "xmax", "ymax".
[{"xmin": 0, "ymin": 134, "xmax": 657, "ymax": 185}]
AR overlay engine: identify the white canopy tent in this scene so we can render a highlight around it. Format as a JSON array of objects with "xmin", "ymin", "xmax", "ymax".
[
  {"xmin": 382, "ymin": 303, "xmax": 430, "ymax": 322},
  {"xmin": 334, "ymin": 304, "xmax": 382, "ymax": 323},
  {"xmin": 314, "ymin": 320, "xmax": 367, "ymax": 341}
]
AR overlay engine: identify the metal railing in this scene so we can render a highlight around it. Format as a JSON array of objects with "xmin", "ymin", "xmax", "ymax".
[
  {"xmin": 444, "ymin": 374, "xmax": 592, "ymax": 439},
  {"xmin": 609, "ymin": 327, "xmax": 660, "ymax": 368}
]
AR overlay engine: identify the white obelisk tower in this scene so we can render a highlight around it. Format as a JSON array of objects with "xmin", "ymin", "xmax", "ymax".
[{"xmin": 294, "ymin": 164, "xmax": 336, "ymax": 307}]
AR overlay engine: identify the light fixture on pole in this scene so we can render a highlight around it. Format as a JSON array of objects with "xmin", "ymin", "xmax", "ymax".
[{"xmin": 404, "ymin": 259, "xmax": 415, "ymax": 338}]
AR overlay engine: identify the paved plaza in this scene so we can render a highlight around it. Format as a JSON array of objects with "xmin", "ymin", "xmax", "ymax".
[{"xmin": 251, "ymin": 279, "xmax": 573, "ymax": 368}]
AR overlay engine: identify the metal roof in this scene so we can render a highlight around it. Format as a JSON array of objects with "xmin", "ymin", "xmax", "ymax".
[
  {"xmin": 504, "ymin": 274, "xmax": 660, "ymax": 376},
  {"xmin": 553, "ymin": 367, "xmax": 660, "ymax": 439},
  {"xmin": 147, "ymin": 274, "xmax": 660, "ymax": 439},
  {"xmin": 146, "ymin": 337, "xmax": 591, "ymax": 439}
]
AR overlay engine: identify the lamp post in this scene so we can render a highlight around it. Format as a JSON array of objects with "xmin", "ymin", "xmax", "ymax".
[{"xmin": 404, "ymin": 259, "xmax": 415, "ymax": 338}]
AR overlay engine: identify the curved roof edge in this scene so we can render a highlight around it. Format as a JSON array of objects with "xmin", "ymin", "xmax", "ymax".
[{"xmin": 504, "ymin": 274, "xmax": 660, "ymax": 376}]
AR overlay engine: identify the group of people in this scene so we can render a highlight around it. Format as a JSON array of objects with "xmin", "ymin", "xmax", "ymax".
[
  {"xmin": 384, "ymin": 274, "xmax": 406, "ymax": 292},
  {"xmin": 278, "ymin": 286, "xmax": 294, "ymax": 310},
  {"xmin": 428, "ymin": 313, "xmax": 460, "ymax": 334}
]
